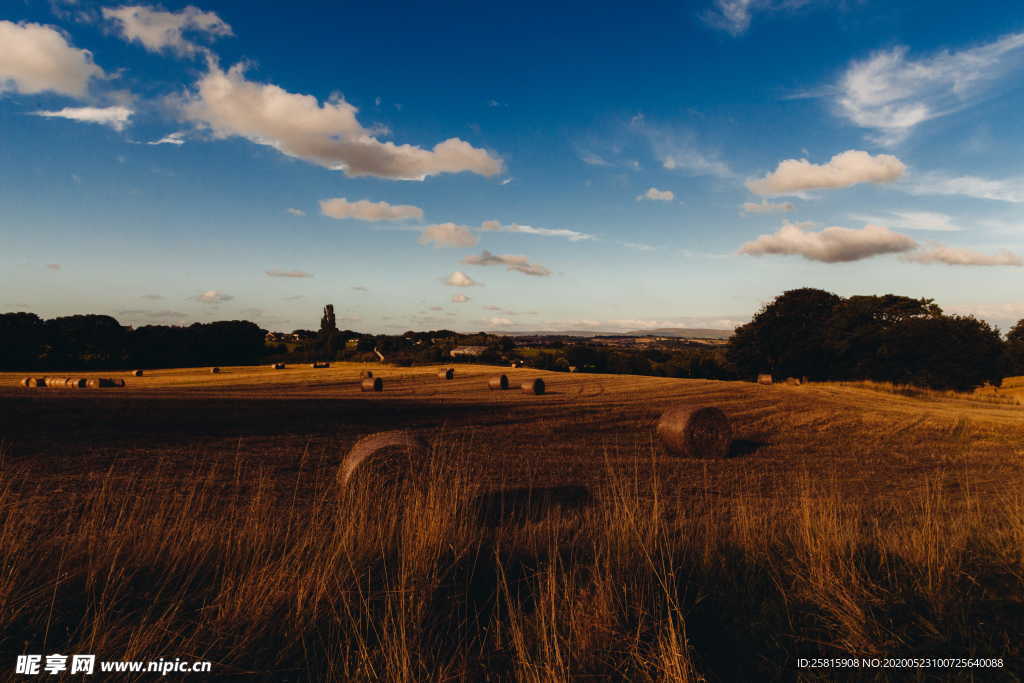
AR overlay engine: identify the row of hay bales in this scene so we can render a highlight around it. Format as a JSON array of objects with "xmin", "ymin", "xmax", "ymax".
[
  {"xmin": 356, "ymin": 368, "xmax": 545, "ymax": 394},
  {"xmin": 21, "ymin": 376, "xmax": 125, "ymax": 388},
  {"xmin": 756, "ymin": 374, "xmax": 804, "ymax": 386}
]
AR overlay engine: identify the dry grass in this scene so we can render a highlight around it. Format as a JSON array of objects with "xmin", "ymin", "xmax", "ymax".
[{"xmin": 1, "ymin": 366, "xmax": 1023, "ymax": 679}]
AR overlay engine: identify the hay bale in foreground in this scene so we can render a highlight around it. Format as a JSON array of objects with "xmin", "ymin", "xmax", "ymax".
[
  {"xmin": 488, "ymin": 374, "xmax": 509, "ymax": 390},
  {"xmin": 131, "ymin": 370, "xmax": 144, "ymax": 377},
  {"xmin": 785, "ymin": 376, "xmax": 801, "ymax": 386},
  {"xmin": 359, "ymin": 370, "xmax": 374, "ymax": 379},
  {"xmin": 361, "ymin": 377, "xmax": 383, "ymax": 392},
  {"xmin": 338, "ymin": 430, "xmax": 430, "ymax": 488},
  {"xmin": 521, "ymin": 378, "xmax": 545, "ymax": 395},
  {"xmin": 438, "ymin": 368, "xmax": 455, "ymax": 380},
  {"xmin": 757, "ymin": 373, "xmax": 773, "ymax": 385},
  {"xmin": 210, "ymin": 367, "xmax": 221, "ymax": 374},
  {"xmin": 657, "ymin": 405, "xmax": 732, "ymax": 459}
]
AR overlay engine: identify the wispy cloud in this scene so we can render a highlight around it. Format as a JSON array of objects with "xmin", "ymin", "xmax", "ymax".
[
  {"xmin": 33, "ymin": 106, "xmax": 133, "ymax": 131},
  {"xmin": 462, "ymin": 250, "xmax": 552, "ymax": 276},
  {"xmin": 286, "ymin": 207, "xmax": 305, "ymax": 216},
  {"xmin": 148, "ymin": 131, "xmax": 186, "ymax": 145},
  {"xmin": 266, "ymin": 269, "xmax": 313, "ymax": 278},
  {"xmin": 479, "ymin": 219, "xmax": 594, "ymax": 242},
  {"xmin": 903, "ymin": 245, "xmax": 1022, "ymax": 266},
  {"xmin": 742, "ymin": 199, "xmax": 794, "ymax": 214},
  {"xmin": 746, "ymin": 150, "xmax": 905, "ymax": 196},
  {"xmin": 451, "ymin": 294, "xmax": 470, "ymax": 303},
  {"xmin": 833, "ymin": 33, "xmax": 1024, "ymax": 145},
  {"xmin": 636, "ymin": 187, "xmax": 674, "ymax": 201},
  {"xmin": 740, "ymin": 221, "xmax": 917, "ymax": 262},
  {"xmin": 848, "ymin": 210, "xmax": 960, "ymax": 231},
  {"xmin": 630, "ymin": 115, "xmax": 733, "ymax": 178},
  {"xmin": 193, "ymin": 290, "xmax": 233, "ymax": 303},
  {"xmin": 703, "ymin": 0, "xmax": 812, "ymax": 36},
  {"xmin": 902, "ymin": 173, "xmax": 1024, "ymax": 203}
]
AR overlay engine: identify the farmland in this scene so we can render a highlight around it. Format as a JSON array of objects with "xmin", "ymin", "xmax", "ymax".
[{"xmin": 1, "ymin": 364, "xmax": 1023, "ymax": 679}]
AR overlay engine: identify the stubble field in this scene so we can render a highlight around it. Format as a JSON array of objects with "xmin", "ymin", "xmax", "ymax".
[{"xmin": 1, "ymin": 363, "xmax": 1022, "ymax": 680}]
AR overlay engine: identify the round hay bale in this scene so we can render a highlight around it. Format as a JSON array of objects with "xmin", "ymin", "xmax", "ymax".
[
  {"xmin": 359, "ymin": 370, "xmax": 374, "ymax": 379},
  {"xmin": 26, "ymin": 377, "xmax": 44, "ymax": 388},
  {"xmin": 338, "ymin": 430, "xmax": 430, "ymax": 488},
  {"xmin": 85, "ymin": 378, "xmax": 102, "ymax": 389},
  {"xmin": 66, "ymin": 377, "xmax": 87, "ymax": 388},
  {"xmin": 44, "ymin": 377, "xmax": 70, "ymax": 388},
  {"xmin": 210, "ymin": 367, "xmax": 221, "ymax": 374},
  {"xmin": 113, "ymin": 378, "xmax": 125, "ymax": 387},
  {"xmin": 131, "ymin": 370, "xmax": 144, "ymax": 377},
  {"xmin": 438, "ymin": 368, "xmax": 455, "ymax": 380},
  {"xmin": 488, "ymin": 374, "xmax": 509, "ymax": 390},
  {"xmin": 86, "ymin": 378, "xmax": 116, "ymax": 388},
  {"xmin": 657, "ymin": 405, "xmax": 732, "ymax": 459},
  {"xmin": 785, "ymin": 376, "xmax": 801, "ymax": 386},
  {"xmin": 521, "ymin": 378, "xmax": 545, "ymax": 395},
  {"xmin": 757, "ymin": 373, "xmax": 773, "ymax": 385},
  {"xmin": 20, "ymin": 377, "xmax": 30, "ymax": 387},
  {"xmin": 311, "ymin": 361, "xmax": 330, "ymax": 368},
  {"xmin": 361, "ymin": 377, "xmax": 383, "ymax": 392},
  {"xmin": 273, "ymin": 363, "xmax": 286, "ymax": 370}
]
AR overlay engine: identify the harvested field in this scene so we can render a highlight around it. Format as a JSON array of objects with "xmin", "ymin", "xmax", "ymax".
[{"xmin": 0, "ymin": 363, "xmax": 1022, "ymax": 679}]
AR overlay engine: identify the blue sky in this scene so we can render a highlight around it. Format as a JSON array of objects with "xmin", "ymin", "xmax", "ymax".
[{"xmin": 2, "ymin": 0, "xmax": 1024, "ymax": 333}]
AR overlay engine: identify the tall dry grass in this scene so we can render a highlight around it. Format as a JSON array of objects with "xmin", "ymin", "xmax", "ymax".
[{"xmin": 1, "ymin": 437, "xmax": 1021, "ymax": 680}]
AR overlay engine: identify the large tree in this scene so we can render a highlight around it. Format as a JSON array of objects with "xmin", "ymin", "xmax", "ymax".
[{"xmin": 727, "ymin": 288, "xmax": 843, "ymax": 380}]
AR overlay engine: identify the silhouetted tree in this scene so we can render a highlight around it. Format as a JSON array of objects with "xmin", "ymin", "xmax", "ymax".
[
  {"xmin": 882, "ymin": 315, "xmax": 1004, "ymax": 391},
  {"xmin": 1005, "ymin": 319, "xmax": 1024, "ymax": 375},
  {"xmin": 0, "ymin": 312, "xmax": 45, "ymax": 369},
  {"xmin": 318, "ymin": 304, "xmax": 339, "ymax": 360},
  {"xmin": 727, "ymin": 288, "xmax": 842, "ymax": 380}
]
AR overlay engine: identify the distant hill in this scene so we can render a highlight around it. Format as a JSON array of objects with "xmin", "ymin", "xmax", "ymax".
[{"xmin": 487, "ymin": 327, "xmax": 734, "ymax": 340}]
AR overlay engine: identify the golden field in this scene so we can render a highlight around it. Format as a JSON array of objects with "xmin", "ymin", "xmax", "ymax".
[{"xmin": 1, "ymin": 363, "xmax": 1022, "ymax": 680}]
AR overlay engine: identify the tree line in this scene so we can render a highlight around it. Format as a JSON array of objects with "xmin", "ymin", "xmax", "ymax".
[
  {"xmin": 727, "ymin": 288, "xmax": 1020, "ymax": 391},
  {"xmin": 0, "ymin": 313, "xmax": 266, "ymax": 370}
]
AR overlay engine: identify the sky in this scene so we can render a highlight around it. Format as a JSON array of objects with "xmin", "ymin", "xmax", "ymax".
[{"xmin": 2, "ymin": 0, "xmax": 1024, "ymax": 334}]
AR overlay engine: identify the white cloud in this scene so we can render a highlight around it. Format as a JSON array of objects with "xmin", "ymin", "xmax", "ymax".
[
  {"xmin": 637, "ymin": 187, "xmax": 674, "ymax": 201},
  {"xmin": 148, "ymin": 131, "xmax": 186, "ymax": 145},
  {"xmin": 746, "ymin": 150, "xmax": 905, "ymax": 196},
  {"xmin": 741, "ymin": 199, "xmax": 794, "ymax": 214},
  {"xmin": 419, "ymin": 223, "xmax": 479, "ymax": 248},
  {"xmin": 0, "ymin": 21, "xmax": 104, "ymax": 97},
  {"xmin": 500, "ymin": 177, "xmax": 513, "ymax": 185},
  {"xmin": 33, "ymin": 105, "xmax": 133, "ymax": 131},
  {"xmin": 444, "ymin": 271, "xmax": 480, "ymax": 287},
  {"xmin": 704, "ymin": 0, "xmax": 757, "ymax": 35},
  {"xmin": 451, "ymin": 294, "xmax": 470, "ymax": 303},
  {"xmin": 479, "ymin": 219, "xmax": 593, "ymax": 242},
  {"xmin": 102, "ymin": 5, "xmax": 233, "ymax": 57},
  {"xmin": 903, "ymin": 245, "xmax": 1022, "ymax": 266},
  {"xmin": 835, "ymin": 33, "xmax": 1024, "ymax": 145},
  {"xmin": 319, "ymin": 197, "xmax": 423, "ymax": 221},
  {"xmin": 848, "ymin": 210, "xmax": 960, "ymax": 232},
  {"xmin": 903, "ymin": 173, "xmax": 1024, "ymax": 203},
  {"xmin": 622, "ymin": 241, "xmax": 656, "ymax": 251},
  {"xmin": 193, "ymin": 290, "xmax": 233, "ymax": 303},
  {"xmin": 265, "ymin": 269, "xmax": 313, "ymax": 278},
  {"xmin": 581, "ymin": 152, "xmax": 611, "ymax": 166},
  {"xmin": 488, "ymin": 317, "xmax": 513, "ymax": 326},
  {"xmin": 179, "ymin": 62, "xmax": 503, "ymax": 180},
  {"xmin": 462, "ymin": 250, "xmax": 552, "ymax": 276},
  {"xmin": 739, "ymin": 221, "xmax": 918, "ymax": 262},
  {"xmin": 286, "ymin": 207, "xmax": 305, "ymax": 216}
]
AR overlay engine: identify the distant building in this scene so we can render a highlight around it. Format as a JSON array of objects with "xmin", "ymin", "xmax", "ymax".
[{"xmin": 450, "ymin": 345, "xmax": 487, "ymax": 358}]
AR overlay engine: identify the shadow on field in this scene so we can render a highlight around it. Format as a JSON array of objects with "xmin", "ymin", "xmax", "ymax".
[
  {"xmin": 472, "ymin": 485, "xmax": 594, "ymax": 527},
  {"xmin": 729, "ymin": 438, "xmax": 770, "ymax": 457}
]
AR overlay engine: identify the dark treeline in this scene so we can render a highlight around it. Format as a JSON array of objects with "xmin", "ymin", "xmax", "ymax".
[
  {"xmin": 728, "ymin": 288, "xmax": 1021, "ymax": 391},
  {"xmin": 0, "ymin": 313, "xmax": 266, "ymax": 370}
]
